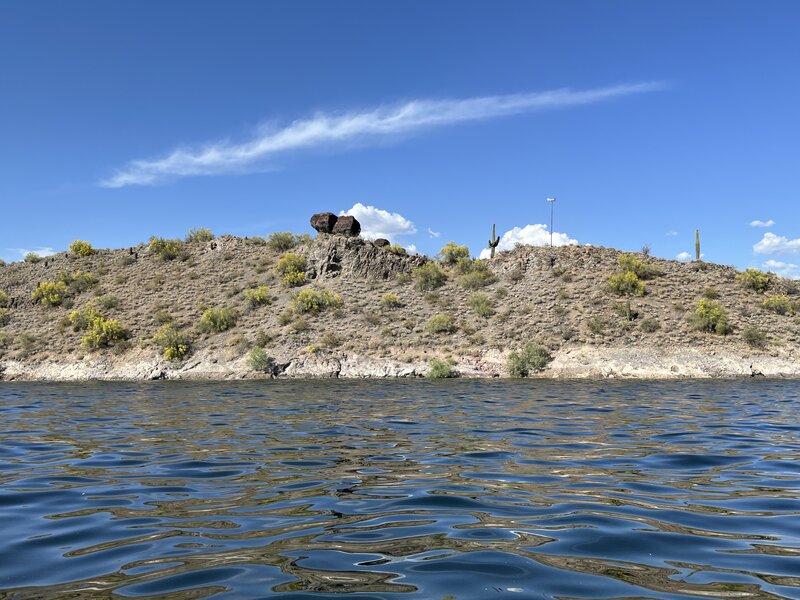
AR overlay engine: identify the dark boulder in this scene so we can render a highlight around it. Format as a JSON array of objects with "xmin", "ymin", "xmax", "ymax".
[
  {"xmin": 373, "ymin": 238, "xmax": 390, "ymax": 248},
  {"xmin": 331, "ymin": 215, "xmax": 361, "ymax": 237},
  {"xmin": 310, "ymin": 212, "xmax": 338, "ymax": 234}
]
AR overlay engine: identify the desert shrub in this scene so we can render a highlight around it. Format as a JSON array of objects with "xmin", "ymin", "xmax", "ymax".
[
  {"xmin": 267, "ymin": 232, "xmax": 301, "ymax": 252},
  {"xmin": 148, "ymin": 237, "xmax": 184, "ymax": 261},
  {"xmin": 321, "ymin": 332, "xmax": 342, "ymax": 348},
  {"xmin": 69, "ymin": 240, "xmax": 96, "ymax": 256},
  {"xmin": 460, "ymin": 261, "xmax": 497, "ymax": 290},
  {"xmin": 248, "ymin": 346, "xmax": 275, "ymax": 373},
  {"xmin": 24, "ymin": 252, "xmax": 42, "ymax": 263},
  {"xmin": 413, "ymin": 262, "xmax": 447, "ymax": 291},
  {"xmin": 425, "ymin": 313, "xmax": 457, "ymax": 334},
  {"xmin": 0, "ymin": 308, "xmax": 9, "ymax": 327},
  {"xmin": 199, "ymin": 307, "xmax": 238, "ymax": 333},
  {"xmin": 292, "ymin": 288, "xmax": 343, "ymax": 314},
  {"xmin": 0, "ymin": 259, "xmax": 5, "ymax": 266},
  {"xmin": 185, "ymin": 227, "xmax": 214, "ymax": 243},
  {"xmin": 380, "ymin": 292, "xmax": 403, "ymax": 309},
  {"xmin": 703, "ymin": 287, "xmax": 720, "ymax": 300},
  {"xmin": 58, "ymin": 271, "xmax": 98, "ymax": 294},
  {"xmin": 468, "ymin": 292, "xmax": 495, "ymax": 318},
  {"xmin": 99, "ymin": 295, "xmax": 120, "ymax": 310},
  {"xmin": 438, "ymin": 242, "xmax": 470, "ymax": 266},
  {"xmin": 32, "ymin": 281, "xmax": 68, "ymax": 306},
  {"xmin": 244, "ymin": 285, "xmax": 272, "ymax": 307},
  {"xmin": 587, "ymin": 316, "xmax": 606, "ymax": 335},
  {"xmin": 67, "ymin": 303, "xmax": 103, "ymax": 331},
  {"xmin": 761, "ymin": 295, "xmax": 797, "ymax": 316},
  {"xmin": 386, "ymin": 244, "xmax": 407, "ymax": 255},
  {"xmin": 291, "ymin": 317, "xmax": 309, "ymax": 332},
  {"xmin": 737, "ymin": 268, "xmax": 772, "ymax": 293},
  {"xmin": 0, "ymin": 290, "xmax": 8, "ymax": 308},
  {"xmin": 80, "ymin": 316, "xmax": 129, "ymax": 350},
  {"xmin": 18, "ymin": 332, "xmax": 37, "ymax": 356},
  {"xmin": 692, "ymin": 298, "xmax": 730, "ymax": 334},
  {"xmin": 153, "ymin": 324, "xmax": 191, "ymax": 361},
  {"xmin": 640, "ymin": 317, "xmax": 661, "ymax": 332},
  {"xmin": 275, "ymin": 253, "xmax": 307, "ymax": 287},
  {"xmin": 743, "ymin": 325, "xmax": 768, "ymax": 349},
  {"xmin": 608, "ymin": 272, "xmax": 645, "ymax": 296},
  {"xmin": 618, "ymin": 253, "xmax": 660, "ymax": 279},
  {"xmin": 507, "ymin": 342, "xmax": 552, "ymax": 377},
  {"xmin": 426, "ymin": 358, "xmax": 459, "ymax": 378}
]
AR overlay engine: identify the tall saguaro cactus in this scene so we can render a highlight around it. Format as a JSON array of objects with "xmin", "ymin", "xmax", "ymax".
[
  {"xmin": 695, "ymin": 229, "xmax": 701, "ymax": 261},
  {"xmin": 488, "ymin": 224, "xmax": 500, "ymax": 259}
]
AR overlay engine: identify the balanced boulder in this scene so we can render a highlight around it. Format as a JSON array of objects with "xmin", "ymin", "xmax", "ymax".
[
  {"xmin": 373, "ymin": 238, "xmax": 390, "ymax": 248},
  {"xmin": 310, "ymin": 212, "xmax": 338, "ymax": 234},
  {"xmin": 332, "ymin": 215, "xmax": 361, "ymax": 237}
]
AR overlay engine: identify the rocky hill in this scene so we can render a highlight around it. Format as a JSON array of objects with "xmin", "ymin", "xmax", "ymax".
[{"xmin": 1, "ymin": 229, "xmax": 799, "ymax": 380}]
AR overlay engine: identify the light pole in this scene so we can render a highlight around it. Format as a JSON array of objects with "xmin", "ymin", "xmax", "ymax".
[{"xmin": 546, "ymin": 197, "xmax": 556, "ymax": 247}]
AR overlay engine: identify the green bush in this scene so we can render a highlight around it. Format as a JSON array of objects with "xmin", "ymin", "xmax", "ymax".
[
  {"xmin": 0, "ymin": 308, "xmax": 9, "ymax": 327},
  {"xmin": 244, "ymin": 285, "xmax": 272, "ymax": 307},
  {"xmin": 468, "ymin": 292, "xmax": 495, "ymax": 317},
  {"xmin": 761, "ymin": 295, "xmax": 797, "ymax": 315},
  {"xmin": 292, "ymin": 288, "xmax": 343, "ymax": 314},
  {"xmin": 267, "ymin": 232, "xmax": 301, "ymax": 252},
  {"xmin": 24, "ymin": 252, "xmax": 42, "ymax": 263},
  {"xmin": 737, "ymin": 268, "xmax": 772, "ymax": 293},
  {"xmin": 587, "ymin": 316, "xmax": 606, "ymax": 335},
  {"xmin": 149, "ymin": 237, "xmax": 184, "ymax": 261},
  {"xmin": 68, "ymin": 303, "xmax": 103, "ymax": 331},
  {"xmin": 426, "ymin": 358, "xmax": 459, "ymax": 378},
  {"xmin": 743, "ymin": 325, "xmax": 768, "ymax": 349},
  {"xmin": 425, "ymin": 313, "xmax": 457, "ymax": 334},
  {"xmin": 32, "ymin": 281, "xmax": 68, "ymax": 306},
  {"xmin": 199, "ymin": 307, "xmax": 238, "ymax": 333},
  {"xmin": 608, "ymin": 272, "xmax": 645, "ymax": 296},
  {"xmin": 69, "ymin": 240, "xmax": 96, "ymax": 256},
  {"xmin": 58, "ymin": 270, "xmax": 98, "ymax": 294},
  {"xmin": 413, "ymin": 262, "xmax": 447, "ymax": 291},
  {"xmin": 275, "ymin": 253, "xmax": 307, "ymax": 287},
  {"xmin": 80, "ymin": 315, "xmax": 129, "ymax": 350},
  {"xmin": 640, "ymin": 317, "xmax": 661, "ymax": 332},
  {"xmin": 380, "ymin": 292, "xmax": 403, "ymax": 309},
  {"xmin": 248, "ymin": 346, "xmax": 275, "ymax": 373},
  {"xmin": 703, "ymin": 287, "xmax": 720, "ymax": 300},
  {"xmin": 386, "ymin": 244, "xmax": 408, "ymax": 256},
  {"xmin": 460, "ymin": 262, "xmax": 497, "ymax": 290},
  {"xmin": 0, "ymin": 290, "xmax": 8, "ymax": 308},
  {"xmin": 618, "ymin": 253, "xmax": 660, "ymax": 279},
  {"xmin": 153, "ymin": 324, "xmax": 191, "ymax": 361},
  {"xmin": 692, "ymin": 298, "xmax": 730, "ymax": 334},
  {"xmin": 507, "ymin": 342, "xmax": 552, "ymax": 377},
  {"xmin": 185, "ymin": 227, "xmax": 215, "ymax": 243},
  {"xmin": 438, "ymin": 242, "xmax": 471, "ymax": 266}
]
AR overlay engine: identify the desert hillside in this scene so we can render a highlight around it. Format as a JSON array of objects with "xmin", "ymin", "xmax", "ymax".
[{"xmin": 1, "ymin": 228, "xmax": 799, "ymax": 380}]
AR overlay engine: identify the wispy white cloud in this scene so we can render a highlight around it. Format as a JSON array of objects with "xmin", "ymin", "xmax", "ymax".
[
  {"xmin": 665, "ymin": 230, "xmax": 678, "ymax": 237},
  {"xmin": 427, "ymin": 228, "xmax": 441, "ymax": 239},
  {"xmin": 5, "ymin": 247, "xmax": 57, "ymax": 262},
  {"xmin": 405, "ymin": 244, "xmax": 418, "ymax": 254},
  {"xmin": 763, "ymin": 259, "xmax": 800, "ymax": 280},
  {"xmin": 100, "ymin": 82, "xmax": 664, "ymax": 187},
  {"xmin": 753, "ymin": 232, "xmax": 800, "ymax": 255},
  {"xmin": 750, "ymin": 219, "xmax": 775, "ymax": 228},
  {"xmin": 340, "ymin": 203, "xmax": 416, "ymax": 242},
  {"xmin": 676, "ymin": 251, "xmax": 692, "ymax": 262},
  {"xmin": 478, "ymin": 224, "xmax": 578, "ymax": 259}
]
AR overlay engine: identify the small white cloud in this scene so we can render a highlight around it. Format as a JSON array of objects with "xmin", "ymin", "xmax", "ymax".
[
  {"xmin": 762, "ymin": 260, "xmax": 800, "ymax": 280},
  {"xmin": 750, "ymin": 219, "xmax": 776, "ymax": 228},
  {"xmin": 665, "ymin": 230, "xmax": 678, "ymax": 237},
  {"xmin": 405, "ymin": 244, "xmax": 418, "ymax": 254},
  {"xmin": 7, "ymin": 247, "xmax": 57, "ymax": 261},
  {"xmin": 753, "ymin": 232, "xmax": 800, "ymax": 255},
  {"xmin": 478, "ymin": 224, "xmax": 578, "ymax": 259},
  {"xmin": 676, "ymin": 251, "xmax": 692, "ymax": 262},
  {"xmin": 340, "ymin": 203, "xmax": 416, "ymax": 243},
  {"xmin": 427, "ymin": 228, "xmax": 441, "ymax": 238}
]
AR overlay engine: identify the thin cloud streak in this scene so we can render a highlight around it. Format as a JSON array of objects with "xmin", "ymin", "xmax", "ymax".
[{"xmin": 100, "ymin": 82, "xmax": 664, "ymax": 188}]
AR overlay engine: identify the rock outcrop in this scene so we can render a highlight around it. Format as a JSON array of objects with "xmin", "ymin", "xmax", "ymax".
[
  {"xmin": 305, "ymin": 235, "xmax": 426, "ymax": 280},
  {"xmin": 310, "ymin": 212, "xmax": 338, "ymax": 234},
  {"xmin": 331, "ymin": 215, "xmax": 361, "ymax": 237}
]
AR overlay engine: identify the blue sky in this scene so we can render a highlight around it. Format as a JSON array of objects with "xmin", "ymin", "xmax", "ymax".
[{"xmin": 2, "ymin": 1, "xmax": 800, "ymax": 276}]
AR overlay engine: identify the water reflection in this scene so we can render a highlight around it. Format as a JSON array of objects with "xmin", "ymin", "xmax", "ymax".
[{"xmin": 0, "ymin": 380, "xmax": 798, "ymax": 598}]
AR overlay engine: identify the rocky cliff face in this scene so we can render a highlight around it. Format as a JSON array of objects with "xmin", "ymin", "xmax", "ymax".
[{"xmin": 1, "ymin": 235, "xmax": 799, "ymax": 381}]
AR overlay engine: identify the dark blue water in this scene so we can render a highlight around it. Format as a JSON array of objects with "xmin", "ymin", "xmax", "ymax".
[{"xmin": 1, "ymin": 380, "xmax": 799, "ymax": 599}]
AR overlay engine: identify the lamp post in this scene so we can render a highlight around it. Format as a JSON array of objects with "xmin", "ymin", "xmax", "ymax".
[{"xmin": 546, "ymin": 197, "xmax": 556, "ymax": 247}]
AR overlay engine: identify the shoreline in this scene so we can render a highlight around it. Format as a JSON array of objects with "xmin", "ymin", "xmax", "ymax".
[{"xmin": 2, "ymin": 344, "xmax": 798, "ymax": 381}]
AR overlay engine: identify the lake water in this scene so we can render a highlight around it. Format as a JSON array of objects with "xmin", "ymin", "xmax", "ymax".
[{"xmin": 1, "ymin": 380, "xmax": 799, "ymax": 599}]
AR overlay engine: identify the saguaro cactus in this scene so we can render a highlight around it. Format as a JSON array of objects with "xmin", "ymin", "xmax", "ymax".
[
  {"xmin": 488, "ymin": 224, "xmax": 500, "ymax": 259},
  {"xmin": 695, "ymin": 229, "xmax": 701, "ymax": 261}
]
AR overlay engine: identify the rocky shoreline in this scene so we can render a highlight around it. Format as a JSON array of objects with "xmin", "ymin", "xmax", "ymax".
[{"xmin": 2, "ymin": 344, "xmax": 798, "ymax": 381}]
